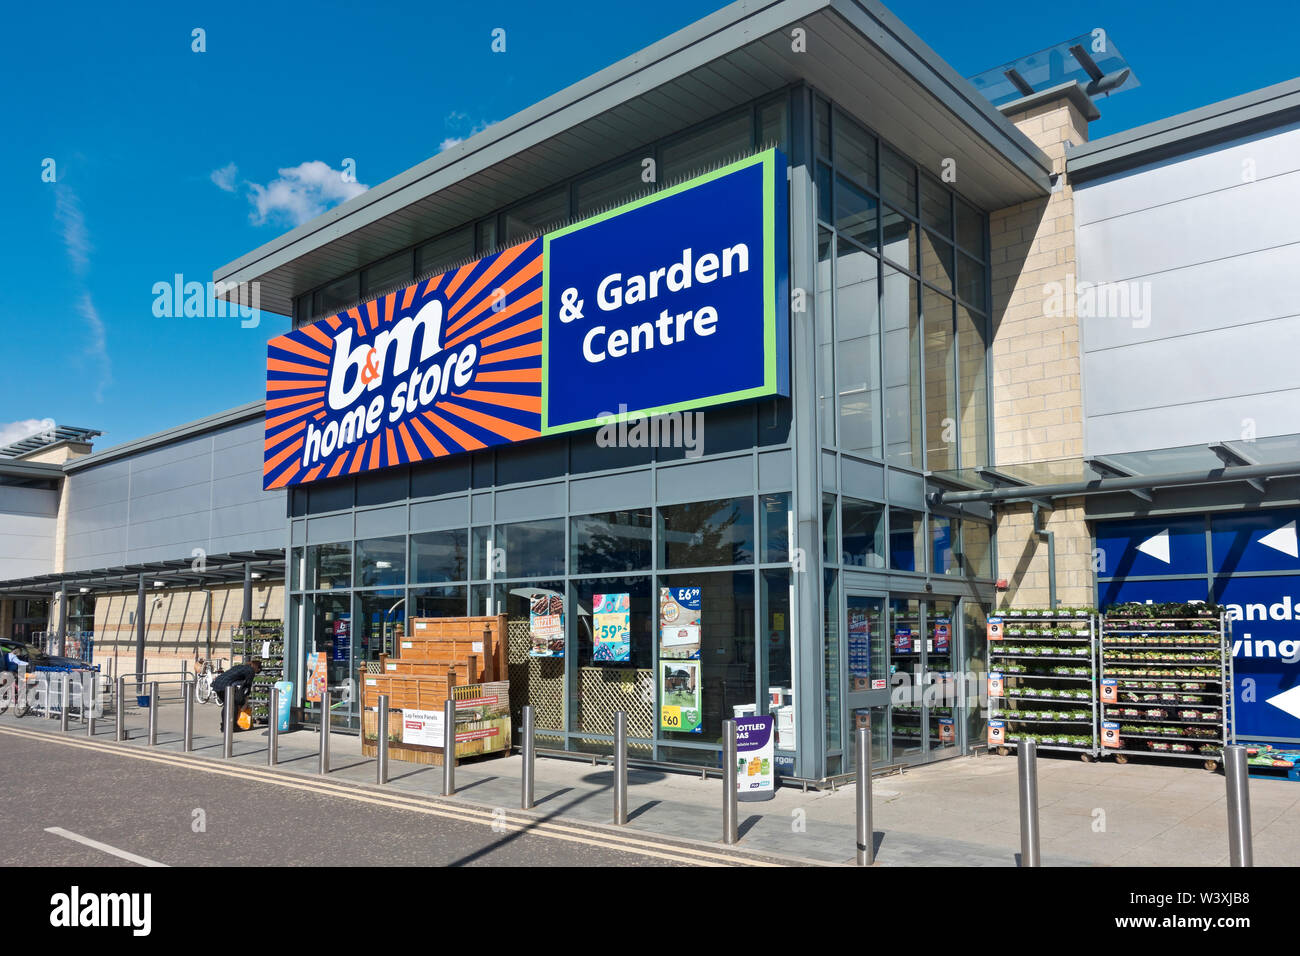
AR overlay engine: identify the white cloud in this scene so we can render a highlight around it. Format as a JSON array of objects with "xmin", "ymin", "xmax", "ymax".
[
  {"xmin": 244, "ymin": 161, "xmax": 369, "ymax": 227},
  {"xmin": 76, "ymin": 292, "xmax": 112, "ymax": 402},
  {"xmin": 437, "ymin": 118, "xmax": 497, "ymax": 154},
  {"xmin": 54, "ymin": 186, "xmax": 91, "ymax": 276},
  {"xmin": 210, "ymin": 162, "xmax": 239, "ymax": 192},
  {"xmin": 0, "ymin": 419, "xmax": 55, "ymax": 448}
]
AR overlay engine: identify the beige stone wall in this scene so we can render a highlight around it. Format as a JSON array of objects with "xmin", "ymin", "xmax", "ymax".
[
  {"xmin": 91, "ymin": 582, "xmax": 285, "ymax": 663},
  {"xmin": 989, "ymin": 94, "xmax": 1094, "ymax": 610}
]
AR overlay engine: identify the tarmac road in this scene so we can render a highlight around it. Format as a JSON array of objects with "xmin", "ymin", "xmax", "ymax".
[{"xmin": 0, "ymin": 724, "xmax": 780, "ymax": 867}]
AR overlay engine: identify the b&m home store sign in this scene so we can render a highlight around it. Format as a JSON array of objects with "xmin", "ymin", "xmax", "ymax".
[{"xmin": 263, "ymin": 150, "xmax": 789, "ymax": 489}]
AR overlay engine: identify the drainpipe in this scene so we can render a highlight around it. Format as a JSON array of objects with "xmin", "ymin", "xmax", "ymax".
[{"xmin": 1032, "ymin": 503, "xmax": 1057, "ymax": 611}]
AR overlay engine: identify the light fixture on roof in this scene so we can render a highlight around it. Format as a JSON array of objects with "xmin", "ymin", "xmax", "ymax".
[
  {"xmin": 78, "ymin": 587, "xmax": 90, "ymax": 594},
  {"xmin": 251, "ymin": 572, "xmax": 263, "ymax": 580},
  {"xmin": 152, "ymin": 580, "xmax": 166, "ymax": 588}
]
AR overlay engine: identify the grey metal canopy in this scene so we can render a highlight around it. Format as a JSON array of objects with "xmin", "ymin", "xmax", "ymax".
[
  {"xmin": 0, "ymin": 549, "xmax": 286, "ymax": 598},
  {"xmin": 0, "ymin": 425, "xmax": 101, "ymax": 459},
  {"xmin": 928, "ymin": 433, "xmax": 1300, "ymax": 507}
]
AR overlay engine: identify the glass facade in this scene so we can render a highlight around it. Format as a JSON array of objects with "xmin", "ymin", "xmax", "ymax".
[{"xmin": 282, "ymin": 84, "xmax": 997, "ymax": 779}]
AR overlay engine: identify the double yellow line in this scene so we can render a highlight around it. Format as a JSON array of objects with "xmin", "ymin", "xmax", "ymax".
[{"xmin": 0, "ymin": 724, "xmax": 786, "ymax": 867}]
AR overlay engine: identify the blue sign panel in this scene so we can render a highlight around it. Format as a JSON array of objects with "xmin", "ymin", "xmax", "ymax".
[
  {"xmin": 1094, "ymin": 514, "xmax": 1205, "ymax": 579},
  {"xmin": 543, "ymin": 150, "xmax": 788, "ymax": 433},
  {"xmin": 1211, "ymin": 509, "xmax": 1300, "ymax": 575},
  {"xmin": 1214, "ymin": 574, "xmax": 1300, "ymax": 741}
]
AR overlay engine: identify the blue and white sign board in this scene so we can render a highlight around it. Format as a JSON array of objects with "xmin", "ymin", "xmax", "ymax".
[{"xmin": 1097, "ymin": 509, "xmax": 1300, "ymax": 742}]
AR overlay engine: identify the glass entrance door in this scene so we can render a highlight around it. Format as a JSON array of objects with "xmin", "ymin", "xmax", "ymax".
[
  {"xmin": 844, "ymin": 591, "xmax": 889, "ymax": 770},
  {"xmin": 888, "ymin": 596, "xmax": 962, "ymax": 764},
  {"xmin": 924, "ymin": 599, "xmax": 959, "ymax": 758},
  {"xmin": 304, "ymin": 592, "xmax": 354, "ymax": 730}
]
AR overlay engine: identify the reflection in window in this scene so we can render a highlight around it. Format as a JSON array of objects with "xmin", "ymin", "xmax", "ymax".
[
  {"xmin": 833, "ymin": 112, "xmax": 877, "ymax": 193},
  {"xmin": 497, "ymin": 518, "xmax": 566, "ymax": 578},
  {"xmin": 880, "ymin": 144, "xmax": 917, "ymax": 214},
  {"xmin": 417, "ymin": 227, "xmax": 475, "ymax": 276},
  {"xmin": 760, "ymin": 492, "xmax": 791, "ymax": 563},
  {"xmin": 882, "ymin": 265, "xmax": 921, "ymax": 469},
  {"xmin": 410, "ymin": 530, "xmax": 468, "ymax": 584},
  {"xmin": 842, "ymin": 498, "xmax": 885, "ymax": 568},
  {"xmin": 824, "ymin": 570, "xmax": 841, "ymax": 757},
  {"xmin": 835, "ymin": 239, "xmax": 882, "ymax": 459},
  {"xmin": 836, "ymin": 175, "xmax": 878, "ymax": 252},
  {"xmin": 362, "ymin": 251, "xmax": 412, "ymax": 298},
  {"xmin": 503, "ymin": 188, "xmax": 569, "ymax": 242},
  {"xmin": 410, "ymin": 586, "xmax": 467, "ymax": 619},
  {"xmin": 660, "ymin": 111, "xmax": 753, "ymax": 182},
  {"xmin": 924, "ymin": 286, "xmax": 956, "ymax": 471},
  {"xmin": 355, "ymin": 588, "xmax": 406, "ymax": 663},
  {"xmin": 816, "ymin": 228, "xmax": 836, "ymax": 446},
  {"xmin": 957, "ymin": 304, "xmax": 989, "ymax": 468},
  {"xmin": 881, "ymin": 204, "xmax": 917, "ymax": 273},
  {"xmin": 889, "ymin": 508, "xmax": 924, "ymax": 572},
  {"xmin": 305, "ymin": 543, "xmax": 351, "ymax": 590},
  {"xmin": 570, "ymin": 510, "xmax": 652, "ymax": 574},
  {"xmin": 955, "ymin": 197, "xmax": 985, "ymax": 258},
  {"xmin": 575, "ymin": 158, "xmax": 645, "ymax": 217},
  {"xmin": 762, "ymin": 569, "xmax": 794, "ymax": 751},
  {"xmin": 931, "ymin": 515, "xmax": 957, "ymax": 575},
  {"xmin": 658, "ymin": 497, "xmax": 754, "ymax": 568},
  {"xmin": 356, "ymin": 536, "xmax": 406, "ymax": 588},
  {"xmin": 822, "ymin": 493, "xmax": 838, "ymax": 565}
]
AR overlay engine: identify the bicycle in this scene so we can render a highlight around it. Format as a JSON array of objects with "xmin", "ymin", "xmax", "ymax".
[
  {"xmin": 194, "ymin": 657, "xmax": 226, "ymax": 704},
  {"xmin": 0, "ymin": 669, "xmax": 36, "ymax": 717}
]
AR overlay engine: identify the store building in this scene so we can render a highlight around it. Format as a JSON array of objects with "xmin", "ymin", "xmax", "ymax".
[{"xmin": 3, "ymin": 1, "xmax": 1297, "ymax": 778}]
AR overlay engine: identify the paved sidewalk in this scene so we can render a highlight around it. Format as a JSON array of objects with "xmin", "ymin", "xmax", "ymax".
[{"xmin": 5, "ymin": 700, "xmax": 1297, "ymax": 866}]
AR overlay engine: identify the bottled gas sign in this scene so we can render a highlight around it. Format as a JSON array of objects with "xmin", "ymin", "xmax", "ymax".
[{"xmin": 263, "ymin": 150, "xmax": 788, "ymax": 489}]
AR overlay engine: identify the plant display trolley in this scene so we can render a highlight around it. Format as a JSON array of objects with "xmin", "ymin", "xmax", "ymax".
[
  {"xmin": 1098, "ymin": 603, "xmax": 1230, "ymax": 771},
  {"xmin": 233, "ymin": 620, "xmax": 285, "ymax": 727},
  {"xmin": 987, "ymin": 607, "xmax": 1099, "ymax": 760}
]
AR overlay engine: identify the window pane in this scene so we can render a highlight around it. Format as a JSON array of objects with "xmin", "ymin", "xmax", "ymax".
[
  {"xmin": 841, "ymin": 498, "xmax": 885, "ymax": 569},
  {"xmin": 410, "ymin": 529, "xmax": 468, "ymax": 584},
  {"xmin": 956, "ymin": 252, "xmax": 986, "ymax": 309},
  {"xmin": 660, "ymin": 571, "xmax": 755, "ymax": 743},
  {"xmin": 475, "ymin": 218, "xmax": 497, "ymax": 253},
  {"xmin": 824, "ymin": 570, "xmax": 841, "ymax": 754},
  {"xmin": 962, "ymin": 520, "xmax": 993, "ymax": 578},
  {"xmin": 763, "ymin": 568, "xmax": 794, "ymax": 751},
  {"xmin": 759, "ymin": 97, "xmax": 789, "ymax": 151},
  {"xmin": 882, "ymin": 265, "xmax": 921, "ymax": 468},
  {"xmin": 658, "ymin": 497, "xmax": 754, "ymax": 568},
  {"xmin": 923, "ymin": 287, "xmax": 956, "ymax": 471},
  {"xmin": 920, "ymin": 230, "xmax": 954, "ymax": 296},
  {"xmin": 417, "ymin": 227, "xmax": 474, "ymax": 276},
  {"xmin": 661, "ymin": 111, "xmax": 753, "ymax": 181},
  {"xmin": 955, "ymin": 198, "xmax": 985, "ymax": 258},
  {"xmin": 881, "ymin": 204, "xmax": 917, "ymax": 273},
  {"xmin": 290, "ymin": 546, "xmax": 303, "ymax": 591},
  {"xmin": 931, "ymin": 515, "xmax": 957, "ymax": 575},
  {"xmin": 356, "ymin": 536, "xmax": 406, "ymax": 588},
  {"xmin": 816, "ymin": 227, "xmax": 835, "ymax": 446},
  {"xmin": 919, "ymin": 175, "xmax": 952, "ymax": 236},
  {"xmin": 313, "ymin": 273, "xmax": 358, "ymax": 319},
  {"xmin": 833, "ymin": 111, "xmax": 877, "ymax": 192},
  {"xmin": 570, "ymin": 510, "xmax": 653, "ymax": 574},
  {"xmin": 822, "ymin": 493, "xmax": 838, "ymax": 565},
  {"xmin": 497, "ymin": 518, "xmax": 566, "ymax": 578},
  {"xmin": 362, "ymin": 251, "xmax": 412, "ymax": 298},
  {"xmin": 816, "ymin": 161, "xmax": 832, "ymax": 223},
  {"xmin": 880, "ymin": 145, "xmax": 917, "ymax": 214},
  {"xmin": 957, "ymin": 304, "xmax": 989, "ymax": 468},
  {"xmin": 355, "ymin": 588, "xmax": 405, "ymax": 662},
  {"xmin": 815, "ymin": 97, "xmax": 831, "ymax": 159},
  {"xmin": 471, "ymin": 526, "xmax": 491, "ymax": 580},
  {"xmin": 835, "ymin": 240, "xmax": 882, "ymax": 458},
  {"xmin": 575, "ymin": 157, "xmax": 644, "ymax": 217},
  {"xmin": 760, "ymin": 492, "xmax": 791, "ymax": 563},
  {"xmin": 306, "ymin": 542, "xmax": 351, "ymax": 590},
  {"xmin": 835, "ymin": 175, "xmax": 879, "ymax": 252},
  {"xmin": 888, "ymin": 508, "xmax": 924, "ymax": 572},
  {"xmin": 572, "ymin": 577, "xmax": 653, "ymax": 733},
  {"xmin": 962, "ymin": 599, "xmax": 989, "ymax": 746},
  {"xmin": 409, "ymin": 585, "xmax": 467, "ymax": 618},
  {"xmin": 504, "ymin": 187, "xmax": 568, "ymax": 242}
]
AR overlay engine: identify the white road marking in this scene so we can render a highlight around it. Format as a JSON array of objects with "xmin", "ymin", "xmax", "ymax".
[{"xmin": 43, "ymin": 827, "xmax": 168, "ymax": 867}]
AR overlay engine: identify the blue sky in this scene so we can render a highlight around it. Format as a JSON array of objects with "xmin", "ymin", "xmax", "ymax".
[{"xmin": 3, "ymin": 0, "xmax": 1294, "ymax": 450}]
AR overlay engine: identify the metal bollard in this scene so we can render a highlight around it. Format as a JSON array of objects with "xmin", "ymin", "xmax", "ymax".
[
  {"xmin": 115, "ymin": 676, "xmax": 126, "ymax": 741},
  {"xmin": 855, "ymin": 726, "xmax": 874, "ymax": 865},
  {"xmin": 60, "ymin": 674, "xmax": 71, "ymax": 732},
  {"xmin": 441, "ymin": 697, "xmax": 455, "ymax": 796},
  {"xmin": 223, "ymin": 686, "xmax": 235, "ymax": 759},
  {"xmin": 613, "ymin": 710, "xmax": 628, "ymax": 825},
  {"xmin": 723, "ymin": 719, "xmax": 738, "ymax": 845},
  {"xmin": 521, "ymin": 705, "xmax": 535, "ymax": 810},
  {"xmin": 147, "ymin": 682, "xmax": 159, "ymax": 746},
  {"xmin": 182, "ymin": 681, "xmax": 194, "ymax": 752},
  {"xmin": 376, "ymin": 694, "xmax": 390, "ymax": 785},
  {"xmin": 268, "ymin": 686, "xmax": 279, "ymax": 767},
  {"xmin": 1225, "ymin": 744, "xmax": 1254, "ymax": 866},
  {"xmin": 1017, "ymin": 738, "xmax": 1041, "ymax": 867},
  {"xmin": 86, "ymin": 677, "xmax": 97, "ymax": 738},
  {"xmin": 47, "ymin": 673, "xmax": 57, "ymax": 720},
  {"xmin": 318, "ymin": 690, "xmax": 330, "ymax": 775}
]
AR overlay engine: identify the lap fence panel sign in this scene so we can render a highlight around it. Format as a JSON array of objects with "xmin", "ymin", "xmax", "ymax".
[{"xmin": 264, "ymin": 149, "xmax": 789, "ymax": 489}]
